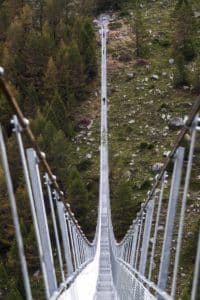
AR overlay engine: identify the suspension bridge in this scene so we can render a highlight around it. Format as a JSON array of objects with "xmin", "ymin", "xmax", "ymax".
[{"xmin": 0, "ymin": 16, "xmax": 200, "ymax": 300}]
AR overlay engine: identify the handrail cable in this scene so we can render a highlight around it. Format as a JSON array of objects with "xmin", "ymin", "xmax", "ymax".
[{"xmin": 0, "ymin": 76, "xmax": 92, "ymax": 245}]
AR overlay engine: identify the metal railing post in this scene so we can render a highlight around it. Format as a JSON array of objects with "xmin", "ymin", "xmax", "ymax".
[
  {"xmin": 26, "ymin": 148, "xmax": 57, "ymax": 296},
  {"xmin": 12, "ymin": 116, "xmax": 50, "ymax": 299},
  {"xmin": 191, "ymin": 230, "xmax": 200, "ymax": 300},
  {"xmin": 0, "ymin": 126, "xmax": 32, "ymax": 300},
  {"xmin": 73, "ymin": 226, "xmax": 80, "ymax": 268},
  {"xmin": 148, "ymin": 172, "xmax": 167, "ymax": 280},
  {"xmin": 134, "ymin": 213, "xmax": 145, "ymax": 270},
  {"xmin": 139, "ymin": 199, "xmax": 155, "ymax": 276},
  {"xmin": 127, "ymin": 235, "xmax": 132, "ymax": 264},
  {"xmin": 130, "ymin": 222, "xmax": 139, "ymax": 267},
  {"xmin": 158, "ymin": 147, "xmax": 185, "ymax": 295},
  {"xmin": 67, "ymin": 215, "xmax": 77, "ymax": 270},
  {"xmin": 56, "ymin": 201, "xmax": 73, "ymax": 275},
  {"xmin": 171, "ymin": 120, "xmax": 197, "ymax": 297},
  {"xmin": 78, "ymin": 235, "xmax": 83, "ymax": 265},
  {"xmin": 44, "ymin": 174, "xmax": 65, "ymax": 283}
]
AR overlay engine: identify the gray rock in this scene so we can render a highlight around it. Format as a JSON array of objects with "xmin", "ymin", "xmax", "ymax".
[
  {"xmin": 86, "ymin": 153, "xmax": 92, "ymax": 159},
  {"xmin": 0, "ymin": 66, "xmax": 4, "ymax": 76},
  {"xmin": 158, "ymin": 225, "xmax": 164, "ymax": 231},
  {"xmin": 33, "ymin": 270, "xmax": 40, "ymax": 277},
  {"xmin": 126, "ymin": 72, "xmax": 135, "ymax": 80},
  {"xmin": 162, "ymin": 71, "xmax": 167, "ymax": 77},
  {"xmin": 169, "ymin": 58, "xmax": 174, "ymax": 64},
  {"xmin": 168, "ymin": 117, "xmax": 184, "ymax": 130},
  {"xmin": 123, "ymin": 170, "xmax": 131, "ymax": 179},
  {"xmin": 152, "ymin": 163, "xmax": 164, "ymax": 173},
  {"xmin": 151, "ymin": 74, "xmax": 159, "ymax": 80},
  {"xmin": 194, "ymin": 11, "xmax": 200, "ymax": 18}
]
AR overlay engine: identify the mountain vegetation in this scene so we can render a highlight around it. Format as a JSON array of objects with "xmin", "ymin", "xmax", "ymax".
[{"xmin": 0, "ymin": 0, "xmax": 199, "ymax": 298}]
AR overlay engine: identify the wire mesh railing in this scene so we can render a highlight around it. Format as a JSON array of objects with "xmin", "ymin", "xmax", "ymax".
[
  {"xmin": 0, "ymin": 75, "xmax": 96, "ymax": 300},
  {"xmin": 109, "ymin": 97, "xmax": 200, "ymax": 300}
]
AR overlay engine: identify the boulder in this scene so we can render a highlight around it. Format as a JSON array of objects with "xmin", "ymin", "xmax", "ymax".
[{"xmin": 168, "ymin": 117, "xmax": 184, "ymax": 130}]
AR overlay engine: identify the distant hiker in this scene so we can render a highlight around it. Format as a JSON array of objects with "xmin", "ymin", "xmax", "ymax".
[
  {"xmin": 103, "ymin": 32, "xmax": 105, "ymax": 38},
  {"xmin": 103, "ymin": 97, "xmax": 106, "ymax": 104}
]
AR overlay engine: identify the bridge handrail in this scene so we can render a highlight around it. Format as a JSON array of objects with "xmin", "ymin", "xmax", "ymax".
[
  {"xmin": 0, "ymin": 76, "xmax": 93, "ymax": 246},
  {"xmin": 117, "ymin": 95, "xmax": 200, "ymax": 245}
]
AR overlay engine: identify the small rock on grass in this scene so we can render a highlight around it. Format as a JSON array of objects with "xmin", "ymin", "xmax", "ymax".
[
  {"xmin": 152, "ymin": 163, "xmax": 164, "ymax": 173},
  {"xmin": 168, "ymin": 117, "xmax": 184, "ymax": 130},
  {"xmin": 151, "ymin": 74, "xmax": 159, "ymax": 80}
]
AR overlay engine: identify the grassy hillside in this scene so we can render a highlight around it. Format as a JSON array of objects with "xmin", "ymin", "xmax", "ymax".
[{"xmin": 69, "ymin": 0, "xmax": 200, "ymax": 238}]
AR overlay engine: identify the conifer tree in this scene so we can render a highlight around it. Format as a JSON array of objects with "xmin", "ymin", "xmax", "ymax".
[
  {"xmin": 174, "ymin": 52, "xmax": 188, "ymax": 87},
  {"xmin": 112, "ymin": 180, "xmax": 133, "ymax": 239},
  {"xmin": 66, "ymin": 41, "xmax": 85, "ymax": 98},
  {"xmin": 46, "ymin": 91, "xmax": 70, "ymax": 135},
  {"xmin": 173, "ymin": 0, "xmax": 196, "ymax": 62},
  {"xmin": 49, "ymin": 129, "xmax": 69, "ymax": 187},
  {"xmin": 192, "ymin": 55, "xmax": 200, "ymax": 94},
  {"xmin": 0, "ymin": 165, "xmax": 14, "ymax": 251},
  {"xmin": 78, "ymin": 18, "xmax": 97, "ymax": 80},
  {"xmin": 173, "ymin": 0, "xmax": 196, "ymax": 87},
  {"xmin": 134, "ymin": 5, "xmax": 148, "ymax": 58},
  {"xmin": 43, "ymin": 56, "xmax": 58, "ymax": 102},
  {"xmin": 68, "ymin": 166, "xmax": 89, "ymax": 228}
]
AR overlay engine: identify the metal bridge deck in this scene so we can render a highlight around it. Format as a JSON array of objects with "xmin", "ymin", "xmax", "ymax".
[{"xmin": 94, "ymin": 16, "xmax": 117, "ymax": 300}]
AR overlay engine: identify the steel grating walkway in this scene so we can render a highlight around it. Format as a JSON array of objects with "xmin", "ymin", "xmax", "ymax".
[{"xmin": 94, "ymin": 16, "xmax": 118, "ymax": 300}]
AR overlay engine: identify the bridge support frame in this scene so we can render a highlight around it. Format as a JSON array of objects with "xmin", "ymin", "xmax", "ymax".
[
  {"xmin": 56, "ymin": 201, "xmax": 74, "ymax": 275},
  {"xmin": 139, "ymin": 199, "xmax": 155, "ymax": 276},
  {"xmin": 158, "ymin": 147, "xmax": 185, "ymax": 296},
  {"xmin": 27, "ymin": 148, "xmax": 57, "ymax": 296}
]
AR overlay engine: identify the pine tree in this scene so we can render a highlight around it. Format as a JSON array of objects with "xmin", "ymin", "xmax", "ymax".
[
  {"xmin": 49, "ymin": 129, "xmax": 70, "ymax": 188},
  {"xmin": 68, "ymin": 166, "xmax": 89, "ymax": 228},
  {"xmin": 46, "ymin": 91, "xmax": 71, "ymax": 135},
  {"xmin": 43, "ymin": 56, "xmax": 58, "ymax": 102},
  {"xmin": 173, "ymin": 0, "xmax": 196, "ymax": 87},
  {"xmin": 56, "ymin": 40, "xmax": 69, "ymax": 99},
  {"xmin": 66, "ymin": 41, "xmax": 85, "ymax": 98},
  {"xmin": 76, "ymin": 18, "xmax": 97, "ymax": 80},
  {"xmin": 174, "ymin": 52, "xmax": 188, "ymax": 87},
  {"xmin": 23, "ymin": 28, "xmax": 54, "ymax": 99},
  {"xmin": 192, "ymin": 55, "xmax": 200, "ymax": 94},
  {"xmin": 0, "ymin": 165, "xmax": 14, "ymax": 251},
  {"xmin": 45, "ymin": 0, "xmax": 66, "ymax": 42},
  {"xmin": 173, "ymin": 0, "xmax": 196, "ymax": 62},
  {"xmin": 31, "ymin": 0, "xmax": 46, "ymax": 32},
  {"xmin": 134, "ymin": 5, "xmax": 148, "ymax": 58},
  {"xmin": 112, "ymin": 180, "xmax": 133, "ymax": 239}
]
